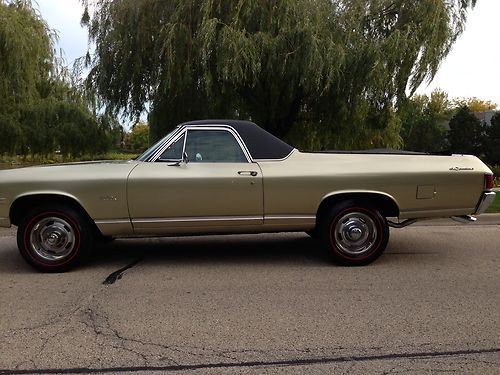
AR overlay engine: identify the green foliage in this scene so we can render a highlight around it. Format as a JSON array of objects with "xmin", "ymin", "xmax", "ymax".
[
  {"xmin": 401, "ymin": 110, "xmax": 446, "ymax": 153},
  {"xmin": 427, "ymin": 90, "xmax": 452, "ymax": 120},
  {"xmin": 400, "ymin": 90, "xmax": 448, "ymax": 152},
  {"xmin": 448, "ymin": 106, "xmax": 483, "ymax": 156},
  {"xmin": 82, "ymin": 0, "xmax": 476, "ymax": 150},
  {"xmin": 0, "ymin": 0, "xmax": 123, "ymax": 158},
  {"xmin": 452, "ymin": 97, "xmax": 498, "ymax": 112},
  {"xmin": 400, "ymin": 91, "xmax": 500, "ymax": 156},
  {"xmin": 129, "ymin": 122, "xmax": 150, "ymax": 152},
  {"xmin": 484, "ymin": 112, "xmax": 500, "ymax": 165},
  {"xmin": 493, "ymin": 167, "xmax": 500, "ymax": 190},
  {"xmin": 0, "ymin": 0, "xmax": 53, "ymax": 154},
  {"xmin": 0, "ymin": 0, "xmax": 55, "ymax": 106},
  {"xmin": 486, "ymin": 194, "xmax": 500, "ymax": 213}
]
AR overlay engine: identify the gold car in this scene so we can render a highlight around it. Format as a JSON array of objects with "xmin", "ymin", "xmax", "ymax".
[{"xmin": 0, "ymin": 120, "xmax": 495, "ymax": 272}]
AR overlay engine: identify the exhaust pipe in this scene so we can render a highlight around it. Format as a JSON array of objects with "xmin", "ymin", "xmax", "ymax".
[{"xmin": 388, "ymin": 219, "xmax": 418, "ymax": 228}]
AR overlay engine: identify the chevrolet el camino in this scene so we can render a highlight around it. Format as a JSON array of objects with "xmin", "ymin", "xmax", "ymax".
[{"xmin": 0, "ymin": 120, "xmax": 495, "ymax": 272}]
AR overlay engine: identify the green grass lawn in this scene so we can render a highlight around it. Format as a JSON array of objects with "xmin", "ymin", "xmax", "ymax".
[{"xmin": 486, "ymin": 193, "xmax": 500, "ymax": 213}]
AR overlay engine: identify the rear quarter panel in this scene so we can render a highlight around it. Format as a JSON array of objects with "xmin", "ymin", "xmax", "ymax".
[{"xmin": 259, "ymin": 151, "xmax": 490, "ymax": 219}]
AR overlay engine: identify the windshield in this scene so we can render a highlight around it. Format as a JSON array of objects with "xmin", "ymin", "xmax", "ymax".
[{"xmin": 137, "ymin": 127, "xmax": 180, "ymax": 161}]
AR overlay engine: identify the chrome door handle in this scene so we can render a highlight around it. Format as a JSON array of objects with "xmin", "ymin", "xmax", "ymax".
[{"xmin": 238, "ymin": 171, "xmax": 258, "ymax": 177}]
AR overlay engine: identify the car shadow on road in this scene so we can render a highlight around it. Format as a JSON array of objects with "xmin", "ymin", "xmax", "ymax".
[
  {"xmin": 0, "ymin": 231, "xmax": 446, "ymax": 274},
  {"xmin": 90, "ymin": 233, "xmax": 332, "ymax": 269}
]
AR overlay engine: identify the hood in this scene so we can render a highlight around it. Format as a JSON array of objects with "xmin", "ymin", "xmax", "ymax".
[{"xmin": 0, "ymin": 160, "xmax": 140, "ymax": 184}]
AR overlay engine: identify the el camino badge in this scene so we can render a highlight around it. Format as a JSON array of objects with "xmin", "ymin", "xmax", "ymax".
[
  {"xmin": 100, "ymin": 195, "xmax": 117, "ymax": 201},
  {"xmin": 449, "ymin": 167, "xmax": 474, "ymax": 171}
]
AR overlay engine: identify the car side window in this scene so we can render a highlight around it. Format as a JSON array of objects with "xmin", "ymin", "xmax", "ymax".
[
  {"xmin": 185, "ymin": 130, "xmax": 248, "ymax": 163},
  {"xmin": 158, "ymin": 133, "xmax": 185, "ymax": 161}
]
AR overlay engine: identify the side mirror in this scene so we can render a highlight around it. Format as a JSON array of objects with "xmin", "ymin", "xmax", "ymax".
[{"xmin": 168, "ymin": 151, "xmax": 189, "ymax": 167}]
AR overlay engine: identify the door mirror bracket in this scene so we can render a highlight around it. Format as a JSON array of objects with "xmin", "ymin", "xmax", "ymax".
[{"xmin": 168, "ymin": 151, "xmax": 189, "ymax": 167}]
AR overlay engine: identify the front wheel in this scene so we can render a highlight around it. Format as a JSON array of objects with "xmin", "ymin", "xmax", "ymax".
[
  {"xmin": 17, "ymin": 204, "xmax": 93, "ymax": 272},
  {"xmin": 321, "ymin": 201, "xmax": 389, "ymax": 266}
]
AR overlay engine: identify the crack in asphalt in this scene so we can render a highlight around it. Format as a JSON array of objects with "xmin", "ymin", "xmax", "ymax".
[
  {"xmin": 102, "ymin": 258, "xmax": 143, "ymax": 285},
  {"xmin": 1, "ymin": 305, "xmax": 82, "ymax": 339},
  {"xmin": 79, "ymin": 305, "xmax": 228, "ymax": 364},
  {"xmin": 1, "ymin": 347, "xmax": 499, "ymax": 374},
  {"xmin": 4, "ymin": 294, "xmax": 500, "ymax": 374}
]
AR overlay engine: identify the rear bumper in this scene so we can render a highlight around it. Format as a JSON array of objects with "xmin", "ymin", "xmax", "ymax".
[{"xmin": 475, "ymin": 191, "xmax": 496, "ymax": 215}]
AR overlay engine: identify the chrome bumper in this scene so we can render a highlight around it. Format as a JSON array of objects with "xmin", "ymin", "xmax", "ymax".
[{"xmin": 475, "ymin": 191, "xmax": 496, "ymax": 215}]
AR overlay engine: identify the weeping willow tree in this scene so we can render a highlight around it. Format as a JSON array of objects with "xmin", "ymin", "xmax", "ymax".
[
  {"xmin": 82, "ymin": 0, "xmax": 476, "ymax": 149},
  {"xmin": 0, "ymin": 0, "xmax": 121, "ymax": 157},
  {"xmin": 0, "ymin": 0, "xmax": 55, "ymax": 153}
]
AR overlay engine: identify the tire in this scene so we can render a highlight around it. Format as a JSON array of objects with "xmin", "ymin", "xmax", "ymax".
[
  {"xmin": 321, "ymin": 200, "xmax": 389, "ymax": 266},
  {"xmin": 17, "ymin": 204, "xmax": 93, "ymax": 272}
]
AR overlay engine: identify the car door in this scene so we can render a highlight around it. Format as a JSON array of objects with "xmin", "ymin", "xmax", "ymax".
[{"xmin": 127, "ymin": 127, "xmax": 263, "ymax": 234}]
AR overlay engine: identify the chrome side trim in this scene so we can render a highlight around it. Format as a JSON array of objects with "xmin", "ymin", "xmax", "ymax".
[
  {"xmin": 131, "ymin": 215, "xmax": 317, "ymax": 225},
  {"xmin": 94, "ymin": 219, "xmax": 131, "ymax": 225},
  {"xmin": 133, "ymin": 216, "xmax": 263, "ymax": 224},
  {"xmin": 94, "ymin": 219, "xmax": 133, "ymax": 236},
  {"xmin": 475, "ymin": 191, "xmax": 496, "ymax": 215},
  {"xmin": 264, "ymin": 215, "xmax": 316, "ymax": 221}
]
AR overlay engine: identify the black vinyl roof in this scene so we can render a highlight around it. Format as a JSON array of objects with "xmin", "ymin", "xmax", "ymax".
[{"xmin": 181, "ymin": 120, "xmax": 294, "ymax": 160}]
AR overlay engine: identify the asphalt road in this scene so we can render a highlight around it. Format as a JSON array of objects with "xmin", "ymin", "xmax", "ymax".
[{"xmin": 0, "ymin": 219, "xmax": 499, "ymax": 374}]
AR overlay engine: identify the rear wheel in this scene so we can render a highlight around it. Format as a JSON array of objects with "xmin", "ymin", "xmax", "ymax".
[
  {"xmin": 17, "ymin": 204, "xmax": 93, "ymax": 272},
  {"xmin": 321, "ymin": 201, "xmax": 389, "ymax": 266}
]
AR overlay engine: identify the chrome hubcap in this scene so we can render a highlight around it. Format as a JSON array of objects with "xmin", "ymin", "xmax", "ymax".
[
  {"xmin": 334, "ymin": 212, "xmax": 377, "ymax": 256},
  {"xmin": 29, "ymin": 217, "xmax": 75, "ymax": 261}
]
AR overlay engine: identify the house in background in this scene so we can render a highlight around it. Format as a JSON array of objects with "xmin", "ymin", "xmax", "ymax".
[
  {"xmin": 441, "ymin": 110, "xmax": 497, "ymax": 131},
  {"xmin": 474, "ymin": 110, "xmax": 496, "ymax": 126}
]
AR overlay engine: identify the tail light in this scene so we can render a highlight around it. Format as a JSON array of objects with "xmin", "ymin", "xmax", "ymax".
[{"xmin": 485, "ymin": 174, "xmax": 494, "ymax": 190}]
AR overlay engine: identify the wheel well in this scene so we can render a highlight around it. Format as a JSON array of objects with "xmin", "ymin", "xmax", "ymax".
[
  {"xmin": 316, "ymin": 193, "xmax": 399, "ymax": 223},
  {"xmin": 10, "ymin": 194, "xmax": 101, "ymax": 234}
]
